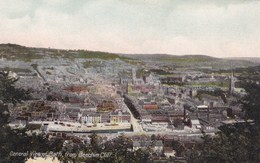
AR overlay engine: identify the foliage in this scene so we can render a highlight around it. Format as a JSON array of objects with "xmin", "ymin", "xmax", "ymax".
[
  {"xmin": 121, "ymin": 58, "xmax": 144, "ymax": 65},
  {"xmin": 0, "ymin": 71, "xmax": 31, "ymax": 104},
  {"xmin": 187, "ymin": 82, "xmax": 260, "ymax": 163},
  {"xmin": 83, "ymin": 61, "xmax": 101, "ymax": 68},
  {"xmin": 196, "ymin": 89, "xmax": 227, "ymax": 103},
  {"xmin": 159, "ymin": 55, "xmax": 219, "ymax": 63},
  {"xmin": 188, "ymin": 124, "xmax": 260, "ymax": 163},
  {"xmin": 0, "ymin": 43, "xmax": 140, "ymax": 64},
  {"xmin": 0, "ymin": 43, "xmax": 44, "ymax": 62},
  {"xmin": 0, "ymin": 67, "xmax": 32, "ymax": 73},
  {"xmin": 172, "ymin": 140, "xmax": 186, "ymax": 157},
  {"xmin": 58, "ymin": 133, "xmax": 151, "ymax": 163},
  {"xmin": 149, "ymin": 69, "xmax": 172, "ymax": 75},
  {"xmin": 0, "ymin": 126, "xmax": 63, "ymax": 162},
  {"xmin": 101, "ymin": 134, "xmax": 151, "ymax": 163},
  {"xmin": 214, "ymin": 65, "xmax": 260, "ymax": 83},
  {"xmin": 76, "ymin": 50, "xmax": 121, "ymax": 60},
  {"xmin": 0, "ymin": 71, "xmax": 63, "ymax": 162},
  {"xmin": 240, "ymin": 82, "xmax": 260, "ymax": 127},
  {"xmin": 188, "ymin": 81, "xmax": 229, "ymax": 88}
]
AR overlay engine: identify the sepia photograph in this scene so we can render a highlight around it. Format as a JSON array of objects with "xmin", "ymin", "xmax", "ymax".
[{"xmin": 0, "ymin": 0, "xmax": 259, "ymax": 162}]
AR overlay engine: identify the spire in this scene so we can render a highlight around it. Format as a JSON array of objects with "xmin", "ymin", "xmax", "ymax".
[{"xmin": 229, "ymin": 71, "xmax": 235, "ymax": 95}]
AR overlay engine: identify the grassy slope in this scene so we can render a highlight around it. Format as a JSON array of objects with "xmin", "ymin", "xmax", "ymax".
[
  {"xmin": 123, "ymin": 54, "xmax": 256, "ymax": 69},
  {"xmin": 0, "ymin": 44, "xmax": 140, "ymax": 64},
  {"xmin": 0, "ymin": 44, "xmax": 44, "ymax": 62},
  {"xmin": 0, "ymin": 44, "xmax": 256, "ymax": 69}
]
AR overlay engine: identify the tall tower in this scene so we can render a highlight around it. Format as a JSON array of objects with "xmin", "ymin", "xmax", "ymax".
[
  {"xmin": 229, "ymin": 72, "xmax": 235, "ymax": 95},
  {"xmin": 132, "ymin": 68, "xmax": 136, "ymax": 84}
]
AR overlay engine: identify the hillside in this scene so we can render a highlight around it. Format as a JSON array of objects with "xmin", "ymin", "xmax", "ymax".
[
  {"xmin": 0, "ymin": 43, "xmax": 135, "ymax": 62},
  {"xmin": 0, "ymin": 43, "xmax": 258, "ymax": 69},
  {"xmin": 120, "ymin": 54, "xmax": 257, "ymax": 69},
  {"xmin": 121, "ymin": 54, "xmax": 221, "ymax": 62},
  {"xmin": 227, "ymin": 57, "xmax": 260, "ymax": 63}
]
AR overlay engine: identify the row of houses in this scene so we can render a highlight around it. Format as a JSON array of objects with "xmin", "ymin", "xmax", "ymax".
[
  {"xmin": 10, "ymin": 100, "xmax": 131, "ymax": 125},
  {"xmin": 78, "ymin": 111, "xmax": 131, "ymax": 124}
]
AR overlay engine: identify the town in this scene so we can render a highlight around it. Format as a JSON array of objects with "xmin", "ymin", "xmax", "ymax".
[{"xmin": 1, "ymin": 44, "xmax": 259, "ymax": 162}]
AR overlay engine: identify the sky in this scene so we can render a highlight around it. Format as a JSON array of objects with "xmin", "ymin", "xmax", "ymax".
[{"xmin": 0, "ymin": 0, "xmax": 260, "ymax": 58}]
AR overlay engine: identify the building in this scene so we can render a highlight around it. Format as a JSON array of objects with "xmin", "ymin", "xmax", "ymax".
[
  {"xmin": 81, "ymin": 112, "xmax": 101, "ymax": 124},
  {"xmin": 110, "ymin": 111, "xmax": 131, "ymax": 123},
  {"xmin": 160, "ymin": 76, "xmax": 185, "ymax": 84},
  {"xmin": 132, "ymin": 68, "xmax": 144, "ymax": 85},
  {"xmin": 120, "ymin": 68, "xmax": 145, "ymax": 85},
  {"xmin": 143, "ymin": 104, "xmax": 159, "ymax": 110}
]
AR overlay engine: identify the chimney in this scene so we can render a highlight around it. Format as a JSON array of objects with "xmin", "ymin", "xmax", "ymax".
[{"xmin": 183, "ymin": 107, "xmax": 186, "ymax": 120}]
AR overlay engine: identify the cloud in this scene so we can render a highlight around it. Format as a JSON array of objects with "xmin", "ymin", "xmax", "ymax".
[{"xmin": 0, "ymin": 0, "xmax": 259, "ymax": 57}]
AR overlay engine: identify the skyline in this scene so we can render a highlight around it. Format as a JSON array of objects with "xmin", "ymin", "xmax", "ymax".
[{"xmin": 0, "ymin": 0, "xmax": 260, "ymax": 58}]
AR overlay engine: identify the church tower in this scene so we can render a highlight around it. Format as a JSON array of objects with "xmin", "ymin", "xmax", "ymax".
[
  {"xmin": 229, "ymin": 72, "xmax": 235, "ymax": 95},
  {"xmin": 132, "ymin": 68, "xmax": 136, "ymax": 84}
]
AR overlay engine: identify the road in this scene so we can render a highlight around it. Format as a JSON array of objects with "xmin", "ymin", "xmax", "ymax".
[{"xmin": 122, "ymin": 100, "xmax": 144, "ymax": 133}]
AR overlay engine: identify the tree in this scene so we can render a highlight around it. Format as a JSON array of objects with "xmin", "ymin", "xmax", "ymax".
[
  {"xmin": 187, "ymin": 82, "xmax": 260, "ymax": 163},
  {"xmin": 0, "ymin": 71, "xmax": 63, "ymax": 162},
  {"xmin": 151, "ymin": 134, "xmax": 156, "ymax": 141},
  {"xmin": 46, "ymin": 95, "xmax": 53, "ymax": 101},
  {"xmin": 0, "ymin": 71, "xmax": 31, "ymax": 161},
  {"xmin": 0, "ymin": 103, "xmax": 9, "ymax": 126},
  {"xmin": 172, "ymin": 140, "xmax": 186, "ymax": 157},
  {"xmin": 64, "ymin": 96, "xmax": 70, "ymax": 103},
  {"xmin": 240, "ymin": 82, "xmax": 260, "ymax": 127},
  {"xmin": 101, "ymin": 134, "xmax": 133, "ymax": 162},
  {"xmin": 89, "ymin": 132, "xmax": 101, "ymax": 152},
  {"xmin": 188, "ymin": 124, "xmax": 260, "ymax": 163},
  {"xmin": 0, "ymin": 71, "xmax": 31, "ymax": 104}
]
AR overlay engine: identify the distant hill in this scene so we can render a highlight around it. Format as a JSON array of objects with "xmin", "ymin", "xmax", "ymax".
[
  {"xmin": 0, "ymin": 43, "xmax": 134, "ymax": 62},
  {"xmin": 227, "ymin": 57, "xmax": 260, "ymax": 63},
  {"xmin": 120, "ymin": 53, "xmax": 257, "ymax": 69},
  {"xmin": 0, "ymin": 43, "xmax": 44, "ymax": 61},
  {"xmin": 0, "ymin": 43, "xmax": 258, "ymax": 69},
  {"xmin": 121, "ymin": 54, "xmax": 221, "ymax": 62}
]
